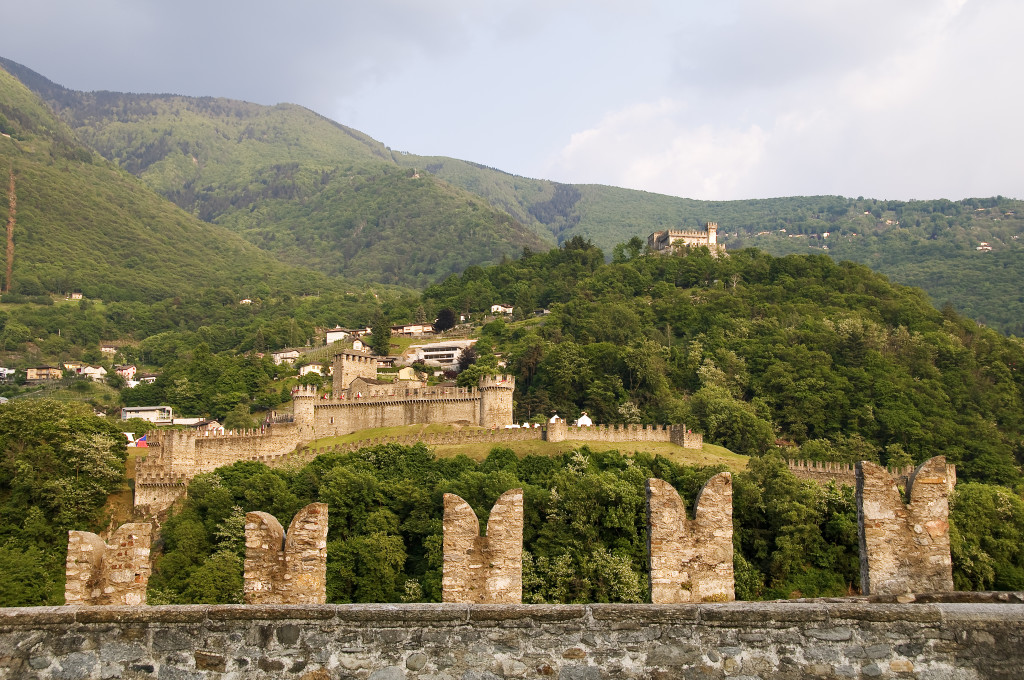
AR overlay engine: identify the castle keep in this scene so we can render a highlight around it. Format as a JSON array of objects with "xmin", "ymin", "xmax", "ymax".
[{"xmin": 648, "ymin": 222, "xmax": 723, "ymax": 253}]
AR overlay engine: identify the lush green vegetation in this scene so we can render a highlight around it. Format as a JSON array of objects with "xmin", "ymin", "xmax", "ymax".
[
  {"xmin": 149, "ymin": 443, "xmax": 859, "ymax": 604},
  {"xmin": 0, "ymin": 400, "xmax": 127, "ymax": 606},
  {"xmin": 424, "ymin": 240, "xmax": 1024, "ymax": 487}
]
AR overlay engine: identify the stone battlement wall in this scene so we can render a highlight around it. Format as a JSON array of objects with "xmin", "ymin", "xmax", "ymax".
[
  {"xmin": 788, "ymin": 458, "xmax": 957, "ymax": 490},
  {"xmin": 4, "ymin": 601, "xmax": 1024, "ymax": 679}
]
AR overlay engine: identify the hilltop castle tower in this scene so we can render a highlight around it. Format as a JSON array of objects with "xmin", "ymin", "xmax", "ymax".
[{"xmin": 648, "ymin": 222, "xmax": 723, "ymax": 254}]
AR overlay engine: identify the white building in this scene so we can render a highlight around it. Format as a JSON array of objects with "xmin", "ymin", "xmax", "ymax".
[
  {"xmin": 325, "ymin": 327, "xmax": 353, "ymax": 344},
  {"xmin": 122, "ymin": 406, "xmax": 174, "ymax": 424},
  {"xmin": 402, "ymin": 339, "xmax": 478, "ymax": 368}
]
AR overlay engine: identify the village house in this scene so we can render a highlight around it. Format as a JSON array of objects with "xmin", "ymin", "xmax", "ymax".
[
  {"xmin": 99, "ymin": 343, "xmax": 119, "ymax": 355},
  {"xmin": 138, "ymin": 373, "xmax": 158, "ymax": 384},
  {"xmin": 325, "ymin": 326, "xmax": 355, "ymax": 344},
  {"xmin": 79, "ymin": 366, "xmax": 108, "ymax": 382},
  {"xmin": 490, "ymin": 304, "xmax": 514, "ymax": 315},
  {"xmin": 25, "ymin": 366, "xmax": 62, "ymax": 383},
  {"xmin": 61, "ymin": 360, "xmax": 85, "ymax": 372},
  {"xmin": 401, "ymin": 339, "xmax": 478, "ymax": 368},
  {"xmin": 115, "ymin": 364, "xmax": 137, "ymax": 381},
  {"xmin": 0, "ymin": 367, "xmax": 16, "ymax": 382},
  {"xmin": 299, "ymin": 364, "xmax": 326, "ymax": 377},
  {"xmin": 390, "ymin": 323, "xmax": 434, "ymax": 337},
  {"xmin": 271, "ymin": 349, "xmax": 302, "ymax": 365}
]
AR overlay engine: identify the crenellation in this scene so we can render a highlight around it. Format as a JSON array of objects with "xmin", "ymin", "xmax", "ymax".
[
  {"xmin": 647, "ymin": 475, "xmax": 734, "ymax": 603},
  {"xmin": 442, "ymin": 489, "xmax": 523, "ymax": 603},
  {"xmin": 65, "ymin": 523, "xmax": 152, "ymax": 606},
  {"xmin": 244, "ymin": 503, "xmax": 328, "ymax": 604},
  {"xmin": 857, "ymin": 457, "xmax": 954, "ymax": 596}
]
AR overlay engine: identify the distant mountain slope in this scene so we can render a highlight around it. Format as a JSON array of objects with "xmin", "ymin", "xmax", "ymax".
[
  {"xmin": 0, "ymin": 58, "xmax": 551, "ymax": 287},
  {"xmin": 393, "ymin": 161, "xmax": 1024, "ymax": 335},
  {"xmin": 6, "ymin": 57, "xmax": 1023, "ymax": 330},
  {"xmin": 0, "ymin": 65, "xmax": 330, "ymax": 301}
]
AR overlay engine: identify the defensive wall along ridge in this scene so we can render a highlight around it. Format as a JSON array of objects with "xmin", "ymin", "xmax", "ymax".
[
  {"xmin": 133, "ymin": 378, "xmax": 704, "ymax": 513},
  {"xmin": 24, "ymin": 456, "xmax": 1021, "ymax": 678}
]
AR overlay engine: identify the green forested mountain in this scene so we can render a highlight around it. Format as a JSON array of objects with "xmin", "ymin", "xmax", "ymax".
[
  {"xmin": 425, "ymin": 240, "xmax": 1024, "ymax": 487},
  {"xmin": 0, "ymin": 65, "xmax": 335, "ymax": 301},
  {"xmin": 0, "ymin": 59, "xmax": 550, "ymax": 287},
  {"xmin": 398, "ymin": 155, "xmax": 1024, "ymax": 334},
  {"xmin": 6, "ymin": 57, "xmax": 1021, "ymax": 328}
]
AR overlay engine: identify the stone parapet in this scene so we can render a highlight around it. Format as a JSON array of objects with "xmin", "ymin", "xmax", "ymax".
[
  {"xmin": 4, "ymin": 600, "xmax": 1024, "ymax": 678},
  {"xmin": 64, "ymin": 523, "xmax": 152, "ymax": 606},
  {"xmin": 244, "ymin": 503, "xmax": 329, "ymax": 605},
  {"xmin": 857, "ymin": 456, "xmax": 954, "ymax": 595},
  {"xmin": 790, "ymin": 458, "xmax": 957, "ymax": 491},
  {"xmin": 647, "ymin": 475, "xmax": 734, "ymax": 603},
  {"xmin": 443, "ymin": 489, "xmax": 523, "ymax": 604}
]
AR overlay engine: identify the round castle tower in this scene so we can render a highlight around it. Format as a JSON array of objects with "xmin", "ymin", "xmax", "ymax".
[
  {"xmin": 293, "ymin": 385, "xmax": 318, "ymax": 438},
  {"xmin": 478, "ymin": 375, "xmax": 515, "ymax": 428}
]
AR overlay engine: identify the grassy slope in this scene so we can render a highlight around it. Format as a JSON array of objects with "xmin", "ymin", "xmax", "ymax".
[
  {"xmin": 0, "ymin": 65, "xmax": 333, "ymax": 301},
  {"xmin": 304, "ymin": 423, "xmax": 747, "ymax": 470}
]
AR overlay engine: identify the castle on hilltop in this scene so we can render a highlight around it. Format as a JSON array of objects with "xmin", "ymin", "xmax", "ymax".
[
  {"xmin": 134, "ymin": 349, "xmax": 515, "ymax": 512},
  {"xmin": 648, "ymin": 222, "xmax": 724, "ymax": 254},
  {"xmin": 134, "ymin": 348, "xmax": 704, "ymax": 513}
]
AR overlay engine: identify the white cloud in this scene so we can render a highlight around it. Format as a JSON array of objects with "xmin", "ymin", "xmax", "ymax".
[{"xmin": 545, "ymin": 0, "xmax": 1024, "ymax": 199}]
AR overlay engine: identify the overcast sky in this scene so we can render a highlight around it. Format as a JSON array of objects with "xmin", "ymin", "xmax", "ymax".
[{"xmin": 4, "ymin": 1, "xmax": 1021, "ymax": 201}]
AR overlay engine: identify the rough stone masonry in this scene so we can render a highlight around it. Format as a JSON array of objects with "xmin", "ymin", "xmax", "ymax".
[
  {"xmin": 442, "ymin": 489, "xmax": 523, "ymax": 604},
  {"xmin": 647, "ymin": 474, "xmax": 735, "ymax": 603},
  {"xmin": 244, "ymin": 503, "xmax": 329, "ymax": 605},
  {"xmin": 4, "ymin": 598, "xmax": 1024, "ymax": 679},
  {"xmin": 857, "ymin": 456, "xmax": 954, "ymax": 595},
  {"xmin": 64, "ymin": 523, "xmax": 152, "ymax": 606}
]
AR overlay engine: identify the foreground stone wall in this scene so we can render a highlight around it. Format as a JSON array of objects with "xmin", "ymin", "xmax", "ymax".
[
  {"xmin": 244, "ymin": 504, "xmax": 329, "ymax": 605},
  {"xmin": 3, "ymin": 599, "xmax": 1024, "ymax": 679},
  {"xmin": 442, "ymin": 489, "xmax": 523, "ymax": 604},
  {"xmin": 647, "ymin": 475, "xmax": 734, "ymax": 603},
  {"xmin": 858, "ymin": 457, "xmax": 954, "ymax": 596}
]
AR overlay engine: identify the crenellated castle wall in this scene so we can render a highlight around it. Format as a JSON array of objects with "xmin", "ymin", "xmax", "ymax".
[
  {"xmin": 134, "ymin": 375, "xmax": 707, "ymax": 514},
  {"xmin": 788, "ymin": 458, "xmax": 957, "ymax": 491}
]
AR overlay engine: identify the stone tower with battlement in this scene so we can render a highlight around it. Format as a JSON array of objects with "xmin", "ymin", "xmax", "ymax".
[
  {"xmin": 648, "ymin": 222, "xmax": 723, "ymax": 254},
  {"xmin": 857, "ymin": 456, "xmax": 953, "ymax": 595},
  {"xmin": 647, "ymin": 475, "xmax": 734, "ymax": 603},
  {"xmin": 292, "ymin": 385, "xmax": 318, "ymax": 439},
  {"xmin": 478, "ymin": 374, "xmax": 515, "ymax": 429},
  {"xmin": 332, "ymin": 350, "xmax": 379, "ymax": 393},
  {"xmin": 442, "ymin": 489, "xmax": 523, "ymax": 604}
]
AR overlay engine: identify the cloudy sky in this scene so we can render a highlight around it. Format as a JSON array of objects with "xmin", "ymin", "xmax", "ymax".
[{"xmin": 4, "ymin": 1, "xmax": 1021, "ymax": 200}]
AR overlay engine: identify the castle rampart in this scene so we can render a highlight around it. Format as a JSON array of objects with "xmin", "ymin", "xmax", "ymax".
[
  {"xmin": 857, "ymin": 457, "xmax": 954, "ymax": 596},
  {"xmin": 5, "ymin": 599, "xmax": 1024, "ymax": 678},
  {"xmin": 134, "ymin": 373, "xmax": 708, "ymax": 513},
  {"xmin": 244, "ymin": 503, "xmax": 328, "ymax": 605}
]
